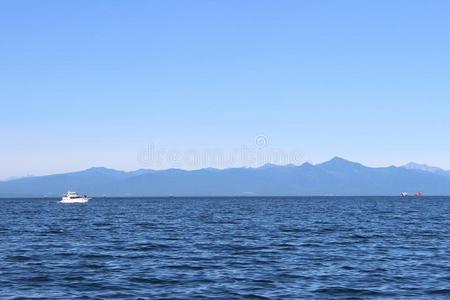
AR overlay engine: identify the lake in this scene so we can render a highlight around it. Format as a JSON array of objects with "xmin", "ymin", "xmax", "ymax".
[{"xmin": 1, "ymin": 197, "xmax": 450, "ymax": 299}]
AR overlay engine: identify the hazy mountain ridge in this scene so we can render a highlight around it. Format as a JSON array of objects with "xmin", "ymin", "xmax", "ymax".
[
  {"xmin": 1, "ymin": 158, "xmax": 450, "ymax": 197},
  {"xmin": 402, "ymin": 162, "xmax": 450, "ymax": 176}
]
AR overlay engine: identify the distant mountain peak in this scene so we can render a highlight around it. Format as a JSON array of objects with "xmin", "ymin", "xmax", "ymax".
[
  {"xmin": 80, "ymin": 167, "xmax": 127, "ymax": 177},
  {"xmin": 84, "ymin": 167, "xmax": 122, "ymax": 173},
  {"xmin": 330, "ymin": 156, "xmax": 350, "ymax": 163},
  {"xmin": 319, "ymin": 157, "xmax": 362, "ymax": 167},
  {"xmin": 86, "ymin": 167, "xmax": 111, "ymax": 171},
  {"xmin": 403, "ymin": 162, "xmax": 446, "ymax": 174},
  {"xmin": 314, "ymin": 157, "xmax": 369, "ymax": 174}
]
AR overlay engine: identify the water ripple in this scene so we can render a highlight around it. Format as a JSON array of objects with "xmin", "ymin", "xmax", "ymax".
[{"xmin": 1, "ymin": 197, "xmax": 450, "ymax": 299}]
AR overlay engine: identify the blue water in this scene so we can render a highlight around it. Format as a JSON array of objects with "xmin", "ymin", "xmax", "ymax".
[{"xmin": 1, "ymin": 197, "xmax": 450, "ymax": 299}]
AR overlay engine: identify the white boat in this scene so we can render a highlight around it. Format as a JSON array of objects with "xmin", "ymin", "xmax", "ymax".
[{"xmin": 60, "ymin": 191, "xmax": 91, "ymax": 203}]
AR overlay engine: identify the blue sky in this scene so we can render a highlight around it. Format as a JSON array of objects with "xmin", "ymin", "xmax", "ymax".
[{"xmin": 1, "ymin": 0, "xmax": 450, "ymax": 178}]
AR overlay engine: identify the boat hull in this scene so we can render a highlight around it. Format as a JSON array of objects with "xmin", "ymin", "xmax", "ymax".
[{"xmin": 60, "ymin": 197, "xmax": 91, "ymax": 203}]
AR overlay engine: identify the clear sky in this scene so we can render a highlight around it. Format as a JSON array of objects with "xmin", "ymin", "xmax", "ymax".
[{"xmin": 1, "ymin": 0, "xmax": 450, "ymax": 179}]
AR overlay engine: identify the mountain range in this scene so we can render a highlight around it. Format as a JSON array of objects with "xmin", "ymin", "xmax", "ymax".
[{"xmin": 1, "ymin": 157, "xmax": 450, "ymax": 197}]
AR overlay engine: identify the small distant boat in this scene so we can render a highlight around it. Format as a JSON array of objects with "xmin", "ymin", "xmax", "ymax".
[
  {"xmin": 60, "ymin": 191, "xmax": 91, "ymax": 203},
  {"xmin": 401, "ymin": 192, "xmax": 409, "ymax": 198},
  {"xmin": 415, "ymin": 192, "xmax": 423, "ymax": 198}
]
